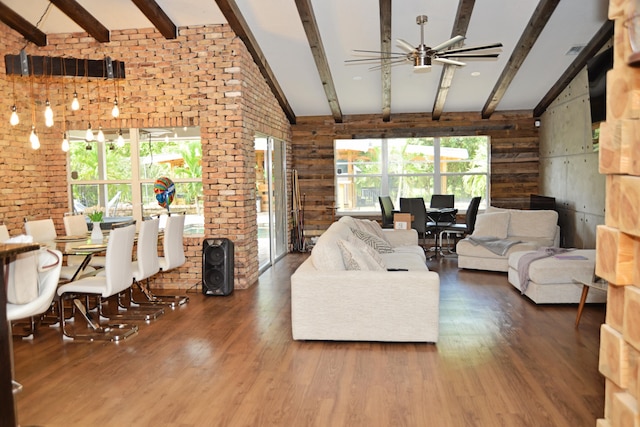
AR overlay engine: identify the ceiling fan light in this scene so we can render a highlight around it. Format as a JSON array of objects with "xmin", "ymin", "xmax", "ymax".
[{"xmin": 414, "ymin": 56, "xmax": 431, "ymax": 69}]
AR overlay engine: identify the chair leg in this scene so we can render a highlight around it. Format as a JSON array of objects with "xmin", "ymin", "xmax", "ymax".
[
  {"xmin": 101, "ymin": 292, "xmax": 164, "ymax": 321},
  {"xmin": 131, "ymin": 278, "xmax": 189, "ymax": 308},
  {"xmin": 57, "ymin": 296, "xmax": 138, "ymax": 341}
]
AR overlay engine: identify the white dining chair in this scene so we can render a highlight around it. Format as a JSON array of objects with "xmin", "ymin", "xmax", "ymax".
[
  {"xmin": 24, "ymin": 218, "xmax": 94, "ymax": 281},
  {"xmin": 56, "ymin": 224, "xmax": 139, "ymax": 341},
  {"xmin": 7, "ymin": 248, "xmax": 62, "ymax": 395},
  {"xmin": 63, "ymin": 213, "xmax": 88, "ymax": 236},
  {"xmin": 0, "ymin": 224, "xmax": 9, "ymax": 242},
  {"xmin": 145, "ymin": 213, "xmax": 189, "ymax": 307},
  {"xmin": 63, "ymin": 214, "xmax": 106, "ymax": 268},
  {"xmin": 7, "ymin": 249, "xmax": 62, "ymax": 337},
  {"xmin": 23, "ymin": 218, "xmax": 57, "ymax": 242}
]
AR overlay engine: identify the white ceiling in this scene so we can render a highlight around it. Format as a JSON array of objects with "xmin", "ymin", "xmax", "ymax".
[{"xmin": 3, "ymin": 0, "xmax": 610, "ymax": 119}]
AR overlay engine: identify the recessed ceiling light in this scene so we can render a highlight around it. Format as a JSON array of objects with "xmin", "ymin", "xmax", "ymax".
[
  {"xmin": 470, "ymin": 71, "xmax": 480, "ymax": 77},
  {"xmin": 353, "ymin": 76, "xmax": 362, "ymax": 81}
]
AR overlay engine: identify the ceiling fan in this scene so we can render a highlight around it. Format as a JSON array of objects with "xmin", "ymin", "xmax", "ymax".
[{"xmin": 346, "ymin": 15, "xmax": 503, "ymax": 70}]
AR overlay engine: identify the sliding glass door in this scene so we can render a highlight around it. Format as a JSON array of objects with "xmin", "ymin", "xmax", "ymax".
[{"xmin": 255, "ymin": 136, "xmax": 287, "ymax": 271}]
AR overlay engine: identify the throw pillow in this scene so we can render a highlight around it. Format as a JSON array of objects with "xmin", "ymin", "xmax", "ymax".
[
  {"xmin": 471, "ymin": 211, "xmax": 510, "ymax": 239},
  {"xmin": 337, "ymin": 239, "xmax": 386, "ymax": 271},
  {"xmin": 352, "ymin": 219, "xmax": 389, "ymax": 243},
  {"xmin": 351, "ymin": 228, "xmax": 394, "ymax": 253},
  {"xmin": 347, "ymin": 233, "xmax": 386, "ymax": 269}
]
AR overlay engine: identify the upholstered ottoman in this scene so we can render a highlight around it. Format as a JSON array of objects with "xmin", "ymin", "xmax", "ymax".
[{"xmin": 507, "ymin": 250, "xmax": 607, "ymax": 304}]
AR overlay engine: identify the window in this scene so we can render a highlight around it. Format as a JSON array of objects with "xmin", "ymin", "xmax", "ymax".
[
  {"xmin": 68, "ymin": 126, "xmax": 203, "ymax": 234},
  {"xmin": 335, "ymin": 136, "xmax": 489, "ymax": 213}
]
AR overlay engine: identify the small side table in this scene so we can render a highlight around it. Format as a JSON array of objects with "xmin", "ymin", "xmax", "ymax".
[{"xmin": 572, "ymin": 276, "xmax": 608, "ymax": 328}]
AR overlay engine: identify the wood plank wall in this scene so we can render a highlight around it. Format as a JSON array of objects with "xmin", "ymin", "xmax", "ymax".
[
  {"xmin": 291, "ymin": 111, "xmax": 539, "ymax": 232},
  {"xmin": 596, "ymin": 1, "xmax": 640, "ymax": 425}
]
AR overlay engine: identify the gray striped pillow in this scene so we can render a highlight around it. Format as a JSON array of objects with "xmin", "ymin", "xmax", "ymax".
[{"xmin": 351, "ymin": 228, "xmax": 394, "ymax": 253}]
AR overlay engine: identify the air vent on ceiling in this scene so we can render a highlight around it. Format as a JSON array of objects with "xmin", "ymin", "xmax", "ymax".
[{"xmin": 566, "ymin": 45, "xmax": 585, "ymax": 55}]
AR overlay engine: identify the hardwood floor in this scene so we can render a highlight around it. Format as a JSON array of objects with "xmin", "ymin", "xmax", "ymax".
[{"xmin": 12, "ymin": 253, "xmax": 605, "ymax": 427}]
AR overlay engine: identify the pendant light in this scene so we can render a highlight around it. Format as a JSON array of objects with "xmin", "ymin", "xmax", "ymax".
[
  {"xmin": 96, "ymin": 58, "xmax": 105, "ymax": 143},
  {"xmin": 28, "ymin": 63, "xmax": 40, "ymax": 150},
  {"xmin": 71, "ymin": 58, "xmax": 80, "ymax": 111},
  {"xmin": 9, "ymin": 62, "xmax": 19, "ymax": 126},
  {"xmin": 61, "ymin": 57, "xmax": 70, "ymax": 152},
  {"xmin": 44, "ymin": 57, "xmax": 54, "ymax": 127},
  {"xmin": 85, "ymin": 58, "xmax": 94, "ymax": 142}
]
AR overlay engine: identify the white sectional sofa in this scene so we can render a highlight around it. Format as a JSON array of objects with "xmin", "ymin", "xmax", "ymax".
[
  {"xmin": 507, "ymin": 249, "xmax": 606, "ymax": 304},
  {"xmin": 291, "ymin": 216, "xmax": 440, "ymax": 343},
  {"xmin": 456, "ymin": 207, "xmax": 560, "ymax": 272}
]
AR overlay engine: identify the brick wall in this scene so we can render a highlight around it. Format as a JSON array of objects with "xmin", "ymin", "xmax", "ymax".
[{"xmin": 0, "ymin": 23, "xmax": 292, "ymax": 289}]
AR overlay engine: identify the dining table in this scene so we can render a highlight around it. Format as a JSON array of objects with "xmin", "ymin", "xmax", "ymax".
[
  {"xmin": 425, "ymin": 207, "xmax": 458, "ymax": 256},
  {"xmin": 1, "ymin": 242, "xmax": 41, "ymax": 427}
]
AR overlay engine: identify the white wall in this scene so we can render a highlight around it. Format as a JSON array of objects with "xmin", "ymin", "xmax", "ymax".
[{"xmin": 539, "ymin": 68, "xmax": 605, "ymax": 248}]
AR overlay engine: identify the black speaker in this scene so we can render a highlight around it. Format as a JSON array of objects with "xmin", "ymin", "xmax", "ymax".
[{"xmin": 202, "ymin": 238, "xmax": 234, "ymax": 296}]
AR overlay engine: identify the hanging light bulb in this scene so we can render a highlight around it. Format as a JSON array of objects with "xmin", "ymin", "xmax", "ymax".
[
  {"xmin": 71, "ymin": 92, "xmax": 80, "ymax": 111},
  {"xmin": 10, "ymin": 105, "xmax": 19, "ymax": 126},
  {"xmin": 111, "ymin": 99, "xmax": 120, "ymax": 118},
  {"xmin": 29, "ymin": 126, "xmax": 40, "ymax": 150},
  {"xmin": 44, "ymin": 100, "xmax": 54, "ymax": 127},
  {"xmin": 86, "ymin": 123, "xmax": 94, "ymax": 141},
  {"xmin": 61, "ymin": 132, "xmax": 70, "ymax": 152},
  {"xmin": 116, "ymin": 129, "xmax": 125, "ymax": 147},
  {"xmin": 97, "ymin": 126, "xmax": 105, "ymax": 143},
  {"xmin": 164, "ymin": 134, "xmax": 169, "ymax": 143}
]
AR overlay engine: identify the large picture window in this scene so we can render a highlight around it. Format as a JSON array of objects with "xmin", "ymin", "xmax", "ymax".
[
  {"xmin": 335, "ymin": 136, "xmax": 489, "ymax": 213},
  {"xmin": 68, "ymin": 126, "xmax": 203, "ymax": 234}
]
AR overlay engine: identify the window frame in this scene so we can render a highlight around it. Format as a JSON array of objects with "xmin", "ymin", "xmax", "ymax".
[
  {"xmin": 334, "ymin": 136, "xmax": 490, "ymax": 214},
  {"xmin": 67, "ymin": 127, "xmax": 203, "ymax": 233}
]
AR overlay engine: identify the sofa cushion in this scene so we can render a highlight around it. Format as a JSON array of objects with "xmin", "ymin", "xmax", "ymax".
[
  {"xmin": 337, "ymin": 239, "xmax": 386, "ymax": 271},
  {"xmin": 310, "ymin": 221, "xmax": 353, "ymax": 270},
  {"xmin": 471, "ymin": 212, "xmax": 509, "ymax": 239},
  {"xmin": 346, "ymin": 233, "xmax": 386, "ymax": 269},
  {"xmin": 508, "ymin": 210, "xmax": 558, "ymax": 239},
  {"xmin": 351, "ymin": 228, "xmax": 394, "ymax": 253},
  {"xmin": 381, "ymin": 252, "xmax": 429, "ymax": 271}
]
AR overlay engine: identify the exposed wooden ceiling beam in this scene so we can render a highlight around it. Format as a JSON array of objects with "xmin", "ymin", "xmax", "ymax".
[
  {"xmin": 432, "ymin": 0, "xmax": 475, "ymax": 121},
  {"xmin": 481, "ymin": 0, "xmax": 560, "ymax": 119},
  {"xmin": 49, "ymin": 0, "xmax": 110, "ymax": 43},
  {"xmin": 0, "ymin": 1, "xmax": 47, "ymax": 46},
  {"xmin": 295, "ymin": 0, "xmax": 342, "ymax": 123},
  {"xmin": 131, "ymin": 0, "xmax": 177, "ymax": 39},
  {"xmin": 379, "ymin": 0, "xmax": 391, "ymax": 122},
  {"xmin": 4, "ymin": 54, "xmax": 126, "ymax": 78},
  {"xmin": 533, "ymin": 20, "xmax": 613, "ymax": 118},
  {"xmin": 215, "ymin": 0, "xmax": 296, "ymax": 124}
]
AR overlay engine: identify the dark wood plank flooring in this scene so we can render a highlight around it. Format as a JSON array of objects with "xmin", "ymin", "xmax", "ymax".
[{"xmin": 12, "ymin": 253, "xmax": 605, "ymax": 426}]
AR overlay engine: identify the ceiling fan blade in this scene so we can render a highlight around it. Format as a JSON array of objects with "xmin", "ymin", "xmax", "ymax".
[
  {"xmin": 368, "ymin": 58, "xmax": 410, "ymax": 71},
  {"xmin": 442, "ymin": 42, "xmax": 503, "ymax": 55},
  {"xmin": 396, "ymin": 39, "xmax": 416, "ymax": 53},
  {"xmin": 439, "ymin": 53, "xmax": 500, "ymax": 59},
  {"xmin": 431, "ymin": 35, "xmax": 465, "ymax": 52},
  {"xmin": 353, "ymin": 49, "xmax": 407, "ymax": 56},
  {"xmin": 433, "ymin": 57, "xmax": 466, "ymax": 67},
  {"xmin": 345, "ymin": 57, "xmax": 403, "ymax": 63}
]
